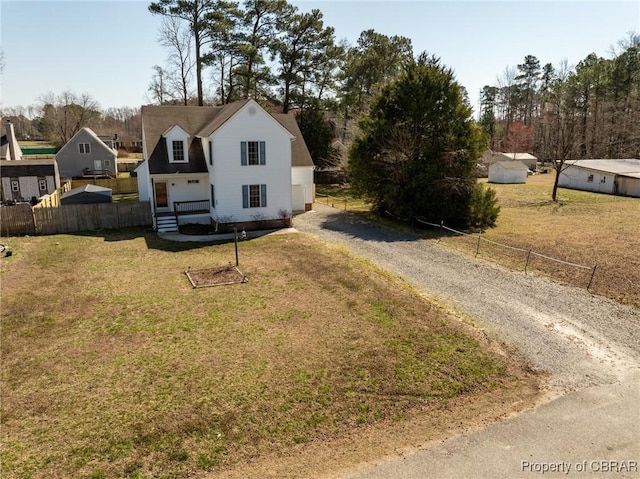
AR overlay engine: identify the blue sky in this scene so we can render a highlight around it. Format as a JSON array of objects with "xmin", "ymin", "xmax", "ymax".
[{"xmin": 1, "ymin": 0, "xmax": 639, "ymax": 115}]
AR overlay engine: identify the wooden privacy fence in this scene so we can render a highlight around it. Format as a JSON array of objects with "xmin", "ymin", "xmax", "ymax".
[
  {"xmin": 35, "ymin": 180, "xmax": 72, "ymax": 208},
  {"xmin": 71, "ymin": 177, "xmax": 139, "ymax": 195},
  {"xmin": 1, "ymin": 202, "xmax": 152, "ymax": 236}
]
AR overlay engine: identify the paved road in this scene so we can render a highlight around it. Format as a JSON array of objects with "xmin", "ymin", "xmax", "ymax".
[{"xmin": 294, "ymin": 204, "xmax": 640, "ymax": 479}]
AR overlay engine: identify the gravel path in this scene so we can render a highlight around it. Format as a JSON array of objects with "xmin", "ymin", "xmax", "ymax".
[{"xmin": 294, "ymin": 204, "xmax": 640, "ymax": 392}]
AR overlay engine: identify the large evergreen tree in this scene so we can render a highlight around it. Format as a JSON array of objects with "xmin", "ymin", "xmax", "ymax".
[{"xmin": 349, "ymin": 54, "xmax": 494, "ymax": 227}]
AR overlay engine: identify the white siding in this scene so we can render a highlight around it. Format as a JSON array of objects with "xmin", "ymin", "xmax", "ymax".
[
  {"xmin": 617, "ymin": 176, "xmax": 640, "ymax": 197},
  {"xmin": 1, "ymin": 177, "xmax": 10, "ymax": 200},
  {"xmin": 559, "ymin": 166, "xmax": 614, "ymax": 194},
  {"xmin": 210, "ymin": 103, "xmax": 292, "ymax": 223},
  {"xmin": 136, "ymin": 161, "xmax": 150, "ymax": 201},
  {"xmin": 291, "ymin": 166, "xmax": 314, "ymax": 210},
  {"xmin": 164, "ymin": 176, "xmax": 208, "ymax": 207},
  {"xmin": 19, "ymin": 177, "xmax": 37, "ymax": 200},
  {"xmin": 488, "ymin": 164, "xmax": 527, "ymax": 183}
]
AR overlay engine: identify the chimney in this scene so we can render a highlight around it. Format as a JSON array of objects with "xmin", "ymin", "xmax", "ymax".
[{"xmin": 5, "ymin": 120, "xmax": 21, "ymax": 161}]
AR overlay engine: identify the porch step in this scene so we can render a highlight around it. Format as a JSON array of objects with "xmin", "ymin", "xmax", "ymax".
[{"xmin": 156, "ymin": 215, "xmax": 178, "ymax": 233}]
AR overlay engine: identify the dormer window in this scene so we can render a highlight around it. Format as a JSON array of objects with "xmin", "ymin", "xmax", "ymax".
[
  {"xmin": 172, "ymin": 141, "xmax": 185, "ymax": 162},
  {"xmin": 164, "ymin": 125, "xmax": 190, "ymax": 163}
]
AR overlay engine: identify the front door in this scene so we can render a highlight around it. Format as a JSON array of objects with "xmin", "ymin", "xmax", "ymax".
[
  {"xmin": 94, "ymin": 160, "xmax": 102, "ymax": 172},
  {"xmin": 154, "ymin": 181, "xmax": 168, "ymax": 208}
]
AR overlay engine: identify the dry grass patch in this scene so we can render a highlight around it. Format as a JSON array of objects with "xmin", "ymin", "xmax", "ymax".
[
  {"xmin": 453, "ymin": 175, "xmax": 640, "ymax": 306},
  {"xmin": 318, "ymin": 176, "xmax": 640, "ymax": 306},
  {"xmin": 1, "ymin": 229, "xmax": 538, "ymax": 479}
]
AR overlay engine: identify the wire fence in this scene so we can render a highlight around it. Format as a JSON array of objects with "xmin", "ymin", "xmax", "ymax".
[
  {"xmin": 314, "ymin": 195, "xmax": 599, "ymax": 292},
  {"xmin": 315, "ymin": 193, "xmax": 349, "ymax": 210},
  {"xmin": 404, "ymin": 213, "xmax": 598, "ymax": 291}
]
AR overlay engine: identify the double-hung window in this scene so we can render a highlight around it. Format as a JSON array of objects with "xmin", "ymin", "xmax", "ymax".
[
  {"xmin": 78, "ymin": 143, "xmax": 91, "ymax": 154},
  {"xmin": 172, "ymin": 140, "xmax": 185, "ymax": 162},
  {"xmin": 240, "ymin": 141, "xmax": 266, "ymax": 165},
  {"xmin": 38, "ymin": 178, "xmax": 47, "ymax": 191},
  {"xmin": 242, "ymin": 184, "xmax": 267, "ymax": 208}
]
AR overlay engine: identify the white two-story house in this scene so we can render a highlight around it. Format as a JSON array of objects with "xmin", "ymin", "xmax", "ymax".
[{"xmin": 136, "ymin": 99, "xmax": 314, "ymax": 232}]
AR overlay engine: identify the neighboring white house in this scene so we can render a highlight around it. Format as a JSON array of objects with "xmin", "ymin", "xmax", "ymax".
[
  {"xmin": 490, "ymin": 152, "xmax": 538, "ymax": 171},
  {"xmin": 55, "ymin": 127, "xmax": 118, "ymax": 179},
  {"xmin": 558, "ymin": 159, "xmax": 640, "ymax": 198},
  {"xmin": 488, "ymin": 161, "xmax": 528, "ymax": 184},
  {"xmin": 136, "ymin": 99, "xmax": 315, "ymax": 232}
]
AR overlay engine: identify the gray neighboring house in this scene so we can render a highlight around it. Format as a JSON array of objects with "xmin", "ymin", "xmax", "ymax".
[{"xmin": 55, "ymin": 127, "xmax": 118, "ymax": 179}]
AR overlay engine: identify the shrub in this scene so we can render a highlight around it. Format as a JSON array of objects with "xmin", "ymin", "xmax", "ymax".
[{"xmin": 469, "ymin": 183, "xmax": 500, "ymax": 229}]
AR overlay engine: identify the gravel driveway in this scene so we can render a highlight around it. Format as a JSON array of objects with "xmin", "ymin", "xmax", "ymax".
[
  {"xmin": 294, "ymin": 204, "xmax": 640, "ymax": 478},
  {"xmin": 295, "ymin": 204, "xmax": 639, "ymax": 392}
]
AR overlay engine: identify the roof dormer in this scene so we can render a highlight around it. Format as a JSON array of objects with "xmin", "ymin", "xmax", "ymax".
[{"xmin": 163, "ymin": 125, "xmax": 190, "ymax": 163}]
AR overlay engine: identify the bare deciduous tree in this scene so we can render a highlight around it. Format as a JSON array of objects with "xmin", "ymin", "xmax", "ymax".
[
  {"xmin": 160, "ymin": 17, "xmax": 195, "ymax": 105},
  {"xmin": 39, "ymin": 91, "xmax": 101, "ymax": 146},
  {"xmin": 148, "ymin": 65, "xmax": 170, "ymax": 104}
]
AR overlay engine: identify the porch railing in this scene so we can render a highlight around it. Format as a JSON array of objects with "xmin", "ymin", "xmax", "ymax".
[{"xmin": 174, "ymin": 199, "xmax": 210, "ymax": 215}]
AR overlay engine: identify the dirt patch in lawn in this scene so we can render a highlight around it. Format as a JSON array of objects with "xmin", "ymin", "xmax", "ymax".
[{"xmin": 185, "ymin": 265, "xmax": 247, "ymax": 287}]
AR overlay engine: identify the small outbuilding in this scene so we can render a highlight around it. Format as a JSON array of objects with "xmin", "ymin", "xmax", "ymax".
[
  {"xmin": 61, "ymin": 184, "xmax": 112, "ymax": 205},
  {"xmin": 488, "ymin": 161, "xmax": 528, "ymax": 184},
  {"xmin": 490, "ymin": 152, "xmax": 538, "ymax": 171},
  {"xmin": 558, "ymin": 159, "xmax": 640, "ymax": 197}
]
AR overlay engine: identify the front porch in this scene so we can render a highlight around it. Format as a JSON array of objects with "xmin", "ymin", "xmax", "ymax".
[{"xmin": 155, "ymin": 199, "xmax": 211, "ymax": 232}]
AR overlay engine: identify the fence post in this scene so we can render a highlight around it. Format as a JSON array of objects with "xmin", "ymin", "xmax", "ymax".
[
  {"xmin": 587, "ymin": 263, "xmax": 598, "ymax": 292},
  {"xmin": 475, "ymin": 232, "xmax": 482, "ymax": 257},
  {"xmin": 344, "ymin": 198, "xmax": 347, "ymax": 210},
  {"xmin": 525, "ymin": 248, "xmax": 532, "ymax": 274}
]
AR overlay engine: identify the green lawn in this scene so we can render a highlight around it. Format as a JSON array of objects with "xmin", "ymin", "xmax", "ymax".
[{"xmin": 0, "ymin": 229, "xmax": 536, "ymax": 479}]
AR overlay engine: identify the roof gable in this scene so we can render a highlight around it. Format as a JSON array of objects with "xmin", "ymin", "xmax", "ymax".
[
  {"xmin": 56, "ymin": 127, "xmax": 118, "ymax": 157},
  {"xmin": 209, "ymin": 99, "xmax": 295, "ymax": 141},
  {"xmin": 162, "ymin": 124, "xmax": 191, "ymax": 138},
  {"xmin": 141, "ymin": 100, "xmax": 312, "ymax": 170},
  {"xmin": 196, "ymin": 99, "xmax": 251, "ymax": 138}
]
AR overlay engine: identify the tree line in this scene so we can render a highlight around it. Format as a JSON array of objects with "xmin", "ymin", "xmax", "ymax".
[
  {"xmin": 479, "ymin": 32, "xmax": 640, "ymax": 162},
  {"xmin": 1, "ymin": 91, "xmax": 141, "ymax": 147}
]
